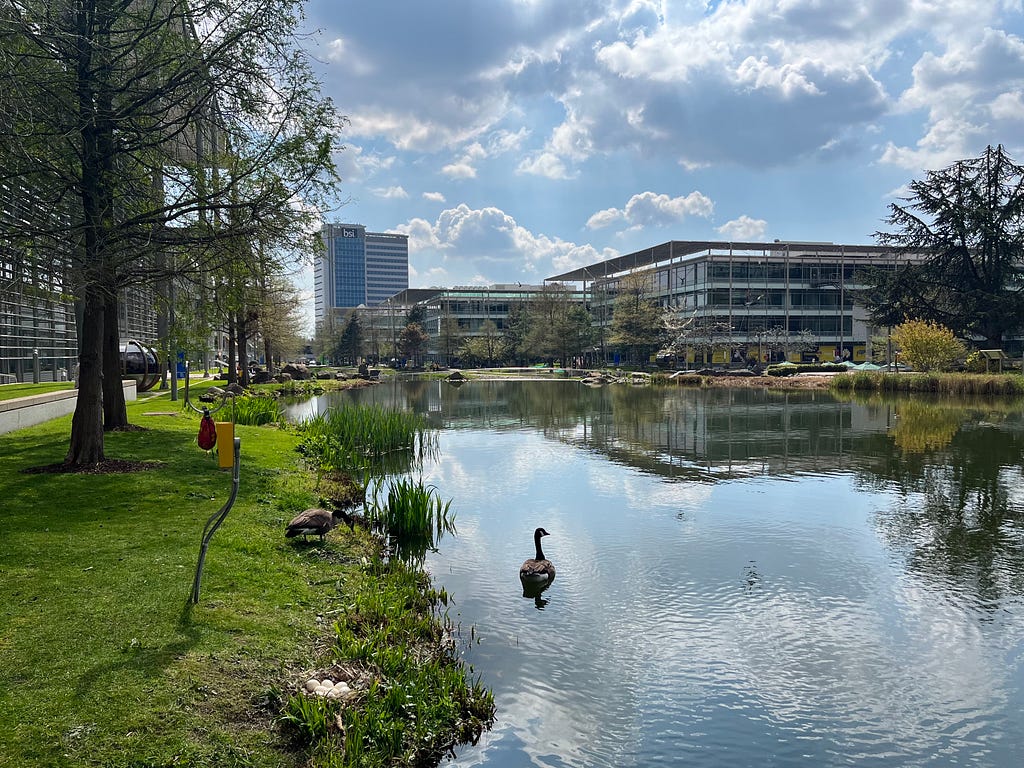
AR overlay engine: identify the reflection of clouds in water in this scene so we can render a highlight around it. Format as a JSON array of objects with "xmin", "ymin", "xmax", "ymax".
[
  {"xmin": 620, "ymin": 470, "xmax": 713, "ymax": 512},
  {"xmin": 608, "ymin": 525, "xmax": 1014, "ymax": 762},
  {"xmin": 1002, "ymin": 466, "xmax": 1024, "ymax": 507},
  {"xmin": 425, "ymin": 428, "xmax": 1021, "ymax": 767}
]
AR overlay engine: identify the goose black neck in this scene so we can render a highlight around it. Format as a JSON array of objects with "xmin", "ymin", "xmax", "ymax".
[{"xmin": 534, "ymin": 531, "xmax": 545, "ymax": 561}]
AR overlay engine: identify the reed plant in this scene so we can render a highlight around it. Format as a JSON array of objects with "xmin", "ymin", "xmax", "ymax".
[
  {"xmin": 231, "ymin": 394, "xmax": 282, "ymax": 426},
  {"xmin": 298, "ymin": 404, "xmax": 438, "ymax": 478},
  {"xmin": 365, "ymin": 477, "xmax": 456, "ymax": 560},
  {"xmin": 832, "ymin": 371, "xmax": 1024, "ymax": 396}
]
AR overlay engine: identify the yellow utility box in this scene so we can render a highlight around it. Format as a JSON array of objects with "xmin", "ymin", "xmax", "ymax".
[{"xmin": 215, "ymin": 422, "xmax": 234, "ymax": 469}]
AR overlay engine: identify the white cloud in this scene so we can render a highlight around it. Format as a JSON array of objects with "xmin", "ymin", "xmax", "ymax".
[
  {"xmin": 441, "ymin": 142, "xmax": 489, "ymax": 179},
  {"xmin": 302, "ymin": 0, "xmax": 1024, "ymax": 271},
  {"xmin": 882, "ymin": 26, "xmax": 1024, "ymax": 169},
  {"xmin": 586, "ymin": 207, "xmax": 624, "ymax": 230},
  {"xmin": 587, "ymin": 191, "xmax": 714, "ymax": 231},
  {"xmin": 347, "ymin": 108, "xmax": 491, "ymax": 153},
  {"xmin": 626, "ymin": 191, "xmax": 714, "ymax": 226},
  {"xmin": 516, "ymin": 151, "xmax": 573, "ymax": 179},
  {"xmin": 990, "ymin": 90, "xmax": 1024, "ymax": 121},
  {"xmin": 311, "ymin": 0, "xmax": 1021, "ymax": 179},
  {"xmin": 717, "ymin": 215, "xmax": 768, "ymax": 241},
  {"xmin": 487, "ymin": 127, "xmax": 531, "ymax": 154},
  {"xmin": 394, "ymin": 204, "xmax": 619, "ymax": 284},
  {"xmin": 326, "ymin": 37, "xmax": 374, "ymax": 75},
  {"xmin": 371, "ymin": 185, "xmax": 409, "ymax": 199},
  {"xmin": 332, "ymin": 143, "xmax": 396, "ymax": 183},
  {"xmin": 441, "ymin": 161, "xmax": 478, "ymax": 179}
]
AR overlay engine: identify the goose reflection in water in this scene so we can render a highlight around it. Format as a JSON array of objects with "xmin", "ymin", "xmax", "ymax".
[{"xmin": 520, "ymin": 574, "xmax": 554, "ymax": 609}]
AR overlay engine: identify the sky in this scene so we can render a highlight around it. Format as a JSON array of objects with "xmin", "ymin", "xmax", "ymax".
[{"xmin": 294, "ymin": 0, "xmax": 1024, "ymax": 326}]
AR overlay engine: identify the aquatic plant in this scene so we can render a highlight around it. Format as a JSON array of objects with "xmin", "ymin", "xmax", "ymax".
[
  {"xmin": 365, "ymin": 477, "xmax": 456, "ymax": 561},
  {"xmin": 230, "ymin": 394, "xmax": 282, "ymax": 426},
  {"xmin": 330, "ymin": 557, "xmax": 493, "ymax": 765},
  {"xmin": 832, "ymin": 371, "xmax": 1024, "ymax": 396},
  {"xmin": 297, "ymin": 404, "xmax": 437, "ymax": 478},
  {"xmin": 279, "ymin": 557, "xmax": 492, "ymax": 764}
]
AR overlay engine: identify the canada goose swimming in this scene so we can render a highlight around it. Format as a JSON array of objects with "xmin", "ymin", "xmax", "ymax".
[
  {"xmin": 519, "ymin": 527, "xmax": 555, "ymax": 583},
  {"xmin": 285, "ymin": 507, "xmax": 351, "ymax": 542}
]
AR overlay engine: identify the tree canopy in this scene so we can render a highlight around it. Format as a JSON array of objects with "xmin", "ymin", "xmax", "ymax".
[
  {"xmin": 609, "ymin": 276, "xmax": 666, "ymax": 365},
  {"xmin": 0, "ymin": 0, "xmax": 341, "ymax": 464},
  {"xmin": 334, "ymin": 311, "xmax": 363, "ymax": 364},
  {"xmin": 861, "ymin": 145, "xmax": 1024, "ymax": 346}
]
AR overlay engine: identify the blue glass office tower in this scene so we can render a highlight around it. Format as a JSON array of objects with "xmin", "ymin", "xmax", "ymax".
[{"xmin": 315, "ymin": 224, "xmax": 409, "ymax": 324}]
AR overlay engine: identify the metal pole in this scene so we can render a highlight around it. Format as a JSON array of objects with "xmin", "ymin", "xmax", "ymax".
[{"xmin": 190, "ymin": 437, "xmax": 241, "ymax": 604}]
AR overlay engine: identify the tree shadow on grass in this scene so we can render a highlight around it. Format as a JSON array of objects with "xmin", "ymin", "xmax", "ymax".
[{"xmin": 72, "ymin": 602, "xmax": 203, "ymax": 699}]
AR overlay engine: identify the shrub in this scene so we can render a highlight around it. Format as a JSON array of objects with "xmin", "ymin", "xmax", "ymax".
[{"xmin": 890, "ymin": 319, "xmax": 967, "ymax": 372}]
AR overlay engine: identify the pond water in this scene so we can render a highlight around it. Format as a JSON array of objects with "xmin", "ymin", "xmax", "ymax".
[{"xmin": 288, "ymin": 380, "xmax": 1024, "ymax": 767}]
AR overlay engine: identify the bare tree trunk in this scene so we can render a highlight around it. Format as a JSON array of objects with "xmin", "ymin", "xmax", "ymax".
[
  {"xmin": 66, "ymin": 286, "xmax": 106, "ymax": 464},
  {"xmin": 227, "ymin": 315, "xmax": 237, "ymax": 385},
  {"xmin": 102, "ymin": 290, "xmax": 128, "ymax": 429},
  {"xmin": 67, "ymin": 1, "xmax": 113, "ymax": 465},
  {"xmin": 263, "ymin": 336, "xmax": 274, "ymax": 374},
  {"xmin": 236, "ymin": 311, "xmax": 251, "ymax": 387}
]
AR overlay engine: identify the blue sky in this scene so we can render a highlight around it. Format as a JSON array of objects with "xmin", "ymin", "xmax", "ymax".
[{"xmin": 296, "ymin": 0, "xmax": 1024, "ymax": 320}]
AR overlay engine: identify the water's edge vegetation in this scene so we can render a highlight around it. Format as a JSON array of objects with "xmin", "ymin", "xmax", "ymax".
[{"xmin": 0, "ymin": 379, "xmax": 492, "ymax": 768}]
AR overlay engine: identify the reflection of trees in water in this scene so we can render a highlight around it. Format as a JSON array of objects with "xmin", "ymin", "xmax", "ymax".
[
  {"xmin": 888, "ymin": 400, "xmax": 962, "ymax": 453},
  {"xmin": 873, "ymin": 416, "xmax": 1024, "ymax": 606},
  {"xmin": 351, "ymin": 380, "xmax": 1024, "ymax": 602}
]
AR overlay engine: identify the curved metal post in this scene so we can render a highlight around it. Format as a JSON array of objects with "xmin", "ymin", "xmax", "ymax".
[
  {"xmin": 190, "ymin": 436, "xmax": 241, "ymax": 604},
  {"xmin": 182, "ymin": 361, "xmax": 234, "ymax": 417}
]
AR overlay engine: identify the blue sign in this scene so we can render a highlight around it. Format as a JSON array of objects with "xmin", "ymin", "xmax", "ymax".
[{"xmin": 176, "ymin": 350, "xmax": 186, "ymax": 378}]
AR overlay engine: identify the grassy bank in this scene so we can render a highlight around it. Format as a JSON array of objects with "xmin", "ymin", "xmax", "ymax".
[
  {"xmin": 831, "ymin": 370, "xmax": 1024, "ymax": 395},
  {"xmin": 0, "ymin": 383, "xmax": 491, "ymax": 767}
]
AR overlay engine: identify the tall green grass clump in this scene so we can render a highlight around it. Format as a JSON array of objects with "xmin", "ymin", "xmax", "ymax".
[
  {"xmin": 832, "ymin": 371, "xmax": 1024, "ymax": 396},
  {"xmin": 298, "ymin": 404, "xmax": 438, "ymax": 478},
  {"xmin": 832, "ymin": 371, "xmax": 875, "ymax": 391},
  {"xmin": 365, "ymin": 477, "xmax": 456, "ymax": 560},
  {"xmin": 231, "ymin": 394, "xmax": 282, "ymax": 425}
]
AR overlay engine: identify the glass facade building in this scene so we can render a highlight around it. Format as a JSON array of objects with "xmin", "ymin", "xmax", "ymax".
[
  {"xmin": 547, "ymin": 240, "xmax": 928, "ymax": 364},
  {"xmin": 1, "ymin": 178, "xmax": 160, "ymax": 383},
  {"xmin": 315, "ymin": 224, "xmax": 409, "ymax": 325},
  {"xmin": 347, "ymin": 284, "xmax": 587, "ymax": 364}
]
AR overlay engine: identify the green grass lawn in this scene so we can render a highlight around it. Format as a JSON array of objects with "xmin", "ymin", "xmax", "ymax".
[
  {"xmin": 0, "ymin": 381, "xmax": 76, "ymax": 401},
  {"xmin": 0, "ymin": 386, "xmax": 479, "ymax": 766}
]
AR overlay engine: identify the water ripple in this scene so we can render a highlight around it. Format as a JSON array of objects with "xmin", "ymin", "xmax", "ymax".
[{"xmin": 424, "ymin": 426, "xmax": 1024, "ymax": 768}]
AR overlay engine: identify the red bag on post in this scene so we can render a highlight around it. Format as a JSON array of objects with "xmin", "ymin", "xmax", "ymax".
[{"xmin": 198, "ymin": 409, "xmax": 217, "ymax": 451}]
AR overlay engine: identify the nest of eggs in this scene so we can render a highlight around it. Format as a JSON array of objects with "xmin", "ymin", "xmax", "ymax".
[{"xmin": 299, "ymin": 663, "xmax": 370, "ymax": 701}]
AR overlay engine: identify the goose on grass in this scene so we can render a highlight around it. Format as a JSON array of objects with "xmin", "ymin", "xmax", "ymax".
[{"xmin": 285, "ymin": 507, "xmax": 352, "ymax": 542}]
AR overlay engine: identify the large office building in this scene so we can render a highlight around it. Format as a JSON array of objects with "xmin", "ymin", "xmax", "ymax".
[
  {"xmin": 345, "ymin": 284, "xmax": 586, "ymax": 364},
  {"xmin": 547, "ymin": 240, "xmax": 927, "ymax": 364},
  {"xmin": 315, "ymin": 224, "xmax": 409, "ymax": 326},
  {"xmin": 1, "ymin": 178, "xmax": 161, "ymax": 383},
  {"xmin": 346, "ymin": 238, "xmax": 926, "ymax": 367}
]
